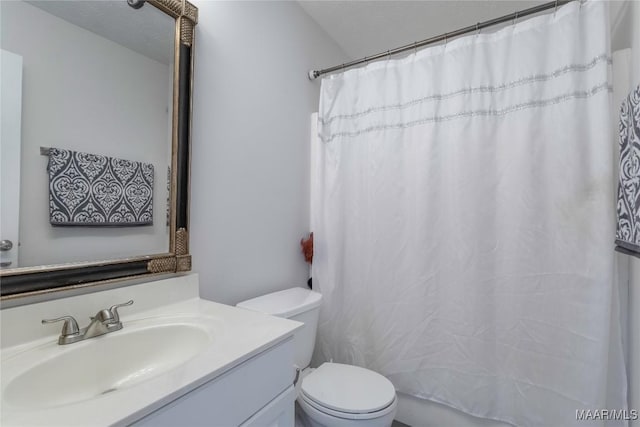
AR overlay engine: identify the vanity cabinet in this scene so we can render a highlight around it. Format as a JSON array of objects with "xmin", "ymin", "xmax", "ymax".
[
  {"xmin": 1, "ymin": 275, "xmax": 301, "ymax": 427},
  {"xmin": 131, "ymin": 337, "xmax": 295, "ymax": 427}
]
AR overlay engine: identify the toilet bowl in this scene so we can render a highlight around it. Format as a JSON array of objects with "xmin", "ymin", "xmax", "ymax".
[
  {"xmin": 297, "ymin": 362, "xmax": 397, "ymax": 427},
  {"xmin": 237, "ymin": 288, "xmax": 397, "ymax": 427}
]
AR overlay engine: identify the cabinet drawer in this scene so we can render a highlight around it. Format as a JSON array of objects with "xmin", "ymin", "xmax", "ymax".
[
  {"xmin": 240, "ymin": 386, "xmax": 295, "ymax": 427},
  {"xmin": 131, "ymin": 337, "xmax": 294, "ymax": 427}
]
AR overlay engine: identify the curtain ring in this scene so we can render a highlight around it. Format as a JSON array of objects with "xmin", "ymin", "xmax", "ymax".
[
  {"xmin": 414, "ymin": 42, "xmax": 418, "ymax": 55},
  {"xmin": 444, "ymin": 33, "xmax": 448, "ymax": 46},
  {"xmin": 476, "ymin": 22, "xmax": 480, "ymax": 36},
  {"xmin": 554, "ymin": 0, "xmax": 559, "ymax": 15},
  {"xmin": 513, "ymin": 11, "xmax": 519, "ymax": 25},
  {"xmin": 387, "ymin": 50, "xmax": 391, "ymax": 60}
]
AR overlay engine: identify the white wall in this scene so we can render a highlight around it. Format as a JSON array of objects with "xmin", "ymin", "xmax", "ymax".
[
  {"xmin": 190, "ymin": 1, "xmax": 349, "ymax": 305},
  {"xmin": 632, "ymin": 0, "xmax": 640, "ymax": 95},
  {"xmin": 0, "ymin": 1, "xmax": 171, "ymax": 267}
]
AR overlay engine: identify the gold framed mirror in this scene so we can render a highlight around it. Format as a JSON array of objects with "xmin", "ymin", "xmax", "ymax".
[{"xmin": 0, "ymin": 0, "xmax": 198, "ymax": 300}]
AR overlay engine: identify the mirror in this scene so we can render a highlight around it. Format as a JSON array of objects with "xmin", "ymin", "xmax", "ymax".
[{"xmin": 0, "ymin": 0, "xmax": 198, "ymax": 299}]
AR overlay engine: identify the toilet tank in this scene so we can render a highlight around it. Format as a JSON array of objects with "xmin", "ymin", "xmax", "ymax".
[{"xmin": 236, "ymin": 287, "xmax": 322, "ymax": 369}]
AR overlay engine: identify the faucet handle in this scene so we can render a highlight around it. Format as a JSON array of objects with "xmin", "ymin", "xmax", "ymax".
[
  {"xmin": 92, "ymin": 309, "xmax": 115, "ymax": 323},
  {"xmin": 109, "ymin": 300, "xmax": 133, "ymax": 323},
  {"xmin": 42, "ymin": 316, "xmax": 80, "ymax": 337}
]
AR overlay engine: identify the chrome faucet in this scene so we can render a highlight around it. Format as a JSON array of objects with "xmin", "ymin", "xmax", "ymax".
[{"xmin": 42, "ymin": 300, "xmax": 133, "ymax": 345}]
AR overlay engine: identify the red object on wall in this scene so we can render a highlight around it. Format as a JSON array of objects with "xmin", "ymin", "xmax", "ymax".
[{"xmin": 301, "ymin": 233, "xmax": 313, "ymax": 264}]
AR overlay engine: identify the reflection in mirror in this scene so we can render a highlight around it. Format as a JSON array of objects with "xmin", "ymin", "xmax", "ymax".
[
  {"xmin": 0, "ymin": 1, "xmax": 175, "ymax": 269},
  {"xmin": 0, "ymin": 50, "xmax": 23, "ymax": 270}
]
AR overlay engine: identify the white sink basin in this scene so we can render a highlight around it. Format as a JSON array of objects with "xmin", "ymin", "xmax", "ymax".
[{"xmin": 3, "ymin": 319, "xmax": 212, "ymax": 409}]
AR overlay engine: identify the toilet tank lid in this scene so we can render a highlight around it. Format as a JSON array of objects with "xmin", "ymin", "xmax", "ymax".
[{"xmin": 236, "ymin": 287, "xmax": 322, "ymax": 318}]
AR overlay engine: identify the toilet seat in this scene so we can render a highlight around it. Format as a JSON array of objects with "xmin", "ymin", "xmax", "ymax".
[
  {"xmin": 299, "ymin": 392, "xmax": 397, "ymax": 421},
  {"xmin": 300, "ymin": 363, "xmax": 396, "ymax": 420}
]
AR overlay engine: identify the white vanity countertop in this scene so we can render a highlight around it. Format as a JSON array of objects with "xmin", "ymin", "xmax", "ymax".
[{"xmin": 0, "ymin": 274, "xmax": 302, "ymax": 427}]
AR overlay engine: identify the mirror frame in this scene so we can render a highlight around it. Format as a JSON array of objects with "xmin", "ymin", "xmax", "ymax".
[{"xmin": 0, "ymin": 0, "xmax": 198, "ymax": 300}]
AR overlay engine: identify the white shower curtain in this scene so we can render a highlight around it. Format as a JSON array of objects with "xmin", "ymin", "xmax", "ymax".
[{"xmin": 312, "ymin": 1, "xmax": 627, "ymax": 426}]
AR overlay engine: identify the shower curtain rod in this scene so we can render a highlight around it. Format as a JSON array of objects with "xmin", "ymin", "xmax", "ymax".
[{"xmin": 308, "ymin": 0, "xmax": 574, "ymax": 80}]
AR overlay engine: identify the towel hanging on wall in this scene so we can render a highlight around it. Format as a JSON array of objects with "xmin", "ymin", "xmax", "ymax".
[
  {"xmin": 616, "ymin": 85, "xmax": 640, "ymax": 255},
  {"xmin": 48, "ymin": 148, "xmax": 154, "ymax": 226}
]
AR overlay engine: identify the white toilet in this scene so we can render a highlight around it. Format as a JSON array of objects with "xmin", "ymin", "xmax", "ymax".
[{"xmin": 237, "ymin": 287, "xmax": 397, "ymax": 427}]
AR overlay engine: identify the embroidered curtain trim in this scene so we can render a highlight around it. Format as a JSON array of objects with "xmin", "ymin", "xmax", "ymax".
[{"xmin": 320, "ymin": 53, "xmax": 611, "ymax": 127}]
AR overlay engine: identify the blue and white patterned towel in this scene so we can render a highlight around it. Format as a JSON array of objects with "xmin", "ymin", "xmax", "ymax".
[
  {"xmin": 48, "ymin": 148, "xmax": 154, "ymax": 226},
  {"xmin": 616, "ymin": 85, "xmax": 640, "ymax": 254}
]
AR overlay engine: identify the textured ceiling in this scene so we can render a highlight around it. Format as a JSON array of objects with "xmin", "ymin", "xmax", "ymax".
[
  {"xmin": 26, "ymin": 1, "xmax": 174, "ymax": 65},
  {"xmin": 298, "ymin": 1, "xmax": 547, "ymax": 60}
]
